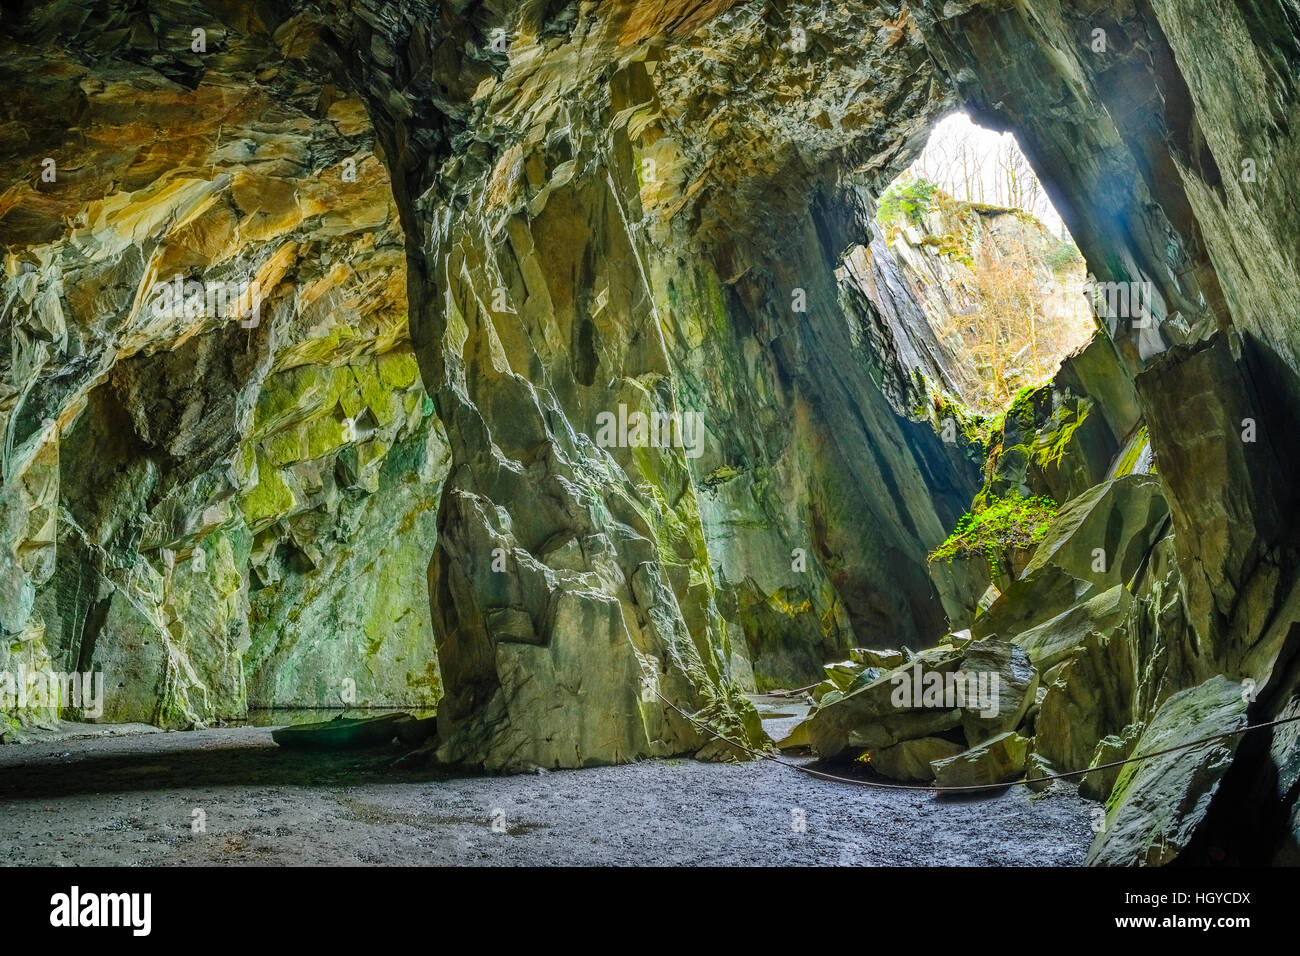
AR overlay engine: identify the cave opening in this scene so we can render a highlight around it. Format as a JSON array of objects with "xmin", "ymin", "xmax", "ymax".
[
  {"xmin": 2, "ymin": 0, "xmax": 1299, "ymax": 874},
  {"xmin": 874, "ymin": 112, "xmax": 1096, "ymax": 417}
]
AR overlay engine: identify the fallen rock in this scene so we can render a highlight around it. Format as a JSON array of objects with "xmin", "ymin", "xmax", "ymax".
[
  {"xmin": 846, "ymin": 708, "xmax": 961, "ymax": 750},
  {"xmin": 1014, "ymin": 585, "xmax": 1133, "ymax": 672},
  {"xmin": 824, "ymin": 660, "xmax": 863, "ymax": 690},
  {"xmin": 872, "ymin": 736, "xmax": 965, "ymax": 782},
  {"xmin": 931, "ymin": 731, "xmax": 1029, "ymax": 788},
  {"xmin": 1024, "ymin": 751, "xmax": 1057, "ymax": 792},
  {"xmin": 1033, "ymin": 625, "xmax": 1136, "ymax": 773},
  {"xmin": 1079, "ymin": 723, "xmax": 1143, "ymax": 801},
  {"xmin": 1086, "ymin": 676, "xmax": 1248, "ymax": 866},
  {"xmin": 957, "ymin": 638, "xmax": 1039, "ymax": 744},
  {"xmin": 805, "ymin": 646, "xmax": 963, "ymax": 758},
  {"xmin": 850, "ymin": 647, "xmax": 906, "ymax": 669},
  {"xmin": 693, "ymin": 694, "xmax": 767, "ymax": 763},
  {"xmin": 811, "ymin": 681, "xmax": 843, "ymax": 705},
  {"xmin": 773, "ymin": 719, "xmax": 810, "ymax": 751}
]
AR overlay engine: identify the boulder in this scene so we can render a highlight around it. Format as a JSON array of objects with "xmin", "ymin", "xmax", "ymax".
[
  {"xmin": 692, "ymin": 694, "xmax": 767, "ymax": 763},
  {"xmin": 1033, "ymin": 625, "xmax": 1136, "ymax": 772},
  {"xmin": 824, "ymin": 660, "xmax": 864, "ymax": 690},
  {"xmin": 1014, "ymin": 585, "xmax": 1132, "ymax": 672},
  {"xmin": 1079, "ymin": 723, "xmax": 1143, "ymax": 801},
  {"xmin": 872, "ymin": 736, "xmax": 965, "ymax": 782},
  {"xmin": 957, "ymin": 638, "xmax": 1039, "ymax": 744},
  {"xmin": 1086, "ymin": 676, "xmax": 1249, "ymax": 866},
  {"xmin": 850, "ymin": 647, "xmax": 906, "ymax": 669},
  {"xmin": 845, "ymin": 667, "xmax": 883, "ymax": 695},
  {"xmin": 931, "ymin": 732, "xmax": 1030, "ymax": 788},
  {"xmin": 805, "ymin": 646, "xmax": 963, "ymax": 758},
  {"xmin": 773, "ymin": 719, "xmax": 810, "ymax": 751},
  {"xmin": 846, "ymin": 708, "xmax": 961, "ymax": 749},
  {"xmin": 1024, "ymin": 751, "xmax": 1057, "ymax": 792},
  {"xmin": 974, "ymin": 475, "xmax": 1167, "ymax": 640}
]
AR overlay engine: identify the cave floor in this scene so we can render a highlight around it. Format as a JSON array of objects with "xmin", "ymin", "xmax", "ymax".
[{"xmin": 0, "ymin": 723, "xmax": 1095, "ymax": 866}]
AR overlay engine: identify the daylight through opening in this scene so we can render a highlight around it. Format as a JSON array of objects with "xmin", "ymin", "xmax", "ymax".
[{"xmin": 876, "ymin": 113, "xmax": 1096, "ymax": 417}]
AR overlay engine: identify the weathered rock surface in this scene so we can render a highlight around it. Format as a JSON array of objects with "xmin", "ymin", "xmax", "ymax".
[
  {"xmin": 872, "ymin": 735, "xmax": 964, "ymax": 782},
  {"xmin": 1079, "ymin": 723, "xmax": 1142, "ymax": 802},
  {"xmin": 3, "ymin": 0, "xmax": 1300, "ymax": 860},
  {"xmin": 1013, "ymin": 585, "xmax": 1133, "ymax": 674},
  {"xmin": 1033, "ymin": 627, "xmax": 1136, "ymax": 773},
  {"xmin": 931, "ymin": 731, "xmax": 1029, "ymax": 789},
  {"xmin": 804, "ymin": 645, "xmax": 963, "ymax": 758},
  {"xmin": 958, "ymin": 638, "xmax": 1038, "ymax": 744},
  {"xmin": 975, "ymin": 475, "xmax": 1167, "ymax": 640},
  {"xmin": 0, "ymin": 28, "xmax": 449, "ymax": 726},
  {"xmin": 1087, "ymin": 676, "xmax": 1248, "ymax": 866}
]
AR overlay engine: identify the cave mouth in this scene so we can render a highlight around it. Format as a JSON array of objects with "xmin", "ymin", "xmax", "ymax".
[
  {"xmin": 876, "ymin": 112, "xmax": 1096, "ymax": 417},
  {"xmin": 3, "ymin": 0, "xmax": 1298, "ymax": 874}
]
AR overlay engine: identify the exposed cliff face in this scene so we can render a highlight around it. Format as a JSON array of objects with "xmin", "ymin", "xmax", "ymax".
[
  {"xmin": 3, "ymin": 0, "xmax": 1300, "ymax": 861},
  {"xmin": 1, "ymin": 16, "xmax": 447, "ymax": 726},
  {"xmin": 880, "ymin": 194, "xmax": 1094, "ymax": 414}
]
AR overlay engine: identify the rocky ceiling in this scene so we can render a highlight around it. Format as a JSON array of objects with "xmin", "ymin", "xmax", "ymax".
[{"xmin": 3, "ymin": 0, "xmax": 1300, "ymax": 861}]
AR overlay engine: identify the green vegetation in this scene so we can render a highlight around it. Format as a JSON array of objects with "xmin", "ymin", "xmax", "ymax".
[
  {"xmin": 1045, "ymin": 239, "xmax": 1083, "ymax": 272},
  {"xmin": 877, "ymin": 176, "xmax": 938, "ymax": 230},
  {"xmin": 910, "ymin": 372, "xmax": 1003, "ymax": 471},
  {"xmin": 933, "ymin": 389, "xmax": 1003, "ymax": 451},
  {"xmin": 928, "ymin": 493, "xmax": 1058, "ymax": 564},
  {"xmin": 921, "ymin": 231, "xmax": 976, "ymax": 269}
]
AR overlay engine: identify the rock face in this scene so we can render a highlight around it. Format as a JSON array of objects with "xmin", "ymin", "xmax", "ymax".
[
  {"xmin": 2, "ymin": 0, "xmax": 1300, "ymax": 857},
  {"xmin": 3, "ymin": 0, "xmax": 984, "ymax": 764},
  {"xmin": 0, "ymin": 26, "xmax": 449, "ymax": 726},
  {"xmin": 1087, "ymin": 676, "xmax": 1249, "ymax": 866},
  {"xmin": 299, "ymin": 0, "xmax": 989, "ymax": 766}
]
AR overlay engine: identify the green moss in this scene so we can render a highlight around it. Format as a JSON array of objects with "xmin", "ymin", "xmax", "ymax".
[
  {"xmin": 935, "ymin": 391, "xmax": 1001, "ymax": 449},
  {"xmin": 240, "ymin": 452, "xmax": 297, "ymax": 526},
  {"xmin": 1005, "ymin": 385, "xmax": 1045, "ymax": 432},
  {"xmin": 912, "ymin": 372, "xmax": 1001, "ymax": 465},
  {"xmin": 1111, "ymin": 425, "xmax": 1150, "ymax": 477},
  {"xmin": 928, "ymin": 492, "xmax": 1059, "ymax": 565},
  {"xmin": 702, "ymin": 464, "xmax": 741, "ymax": 488},
  {"xmin": 921, "ymin": 231, "xmax": 975, "ymax": 268},
  {"xmin": 1031, "ymin": 401, "xmax": 1089, "ymax": 471}
]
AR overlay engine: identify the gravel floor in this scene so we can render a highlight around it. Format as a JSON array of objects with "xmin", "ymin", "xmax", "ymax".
[{"xmin": 0, "ymin": 724, "xmax": 1095, "ymax": 866}]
